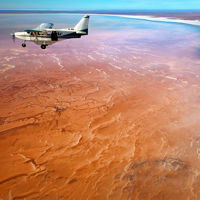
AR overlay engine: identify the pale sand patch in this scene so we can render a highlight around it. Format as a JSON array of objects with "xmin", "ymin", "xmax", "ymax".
[
  {"xmin": 0, "ymin": 64, "xmax": 15, "ymax": 73},
  {"xmin": 88, "ymin": 55, "xmax": 96, "ymax": 61},
  {"xmin": 109, "ymin": 63, "xmax": 122, "ymax": 70},
  {"xmin": 165, "ymin": 76, "xmax": 177, "ymax": 80},
  {"xmin": 11, "ymin": 48, "xmax": 27, "ymax": 53}
]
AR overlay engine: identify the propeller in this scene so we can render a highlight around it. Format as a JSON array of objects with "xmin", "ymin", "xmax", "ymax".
[{"xmin": 11, "ymin": 33, "xmax": 15, "ymax": 43}]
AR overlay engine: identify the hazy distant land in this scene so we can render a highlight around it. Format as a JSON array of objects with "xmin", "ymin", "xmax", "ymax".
[{"xmin": 1, "ymin": 10, "xmax": 200, "ymax": 26}]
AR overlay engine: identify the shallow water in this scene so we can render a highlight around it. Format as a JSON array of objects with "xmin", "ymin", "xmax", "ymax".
[{"xmin": 0, "ymin": 14, "xmax": 200, "ymax": 57}]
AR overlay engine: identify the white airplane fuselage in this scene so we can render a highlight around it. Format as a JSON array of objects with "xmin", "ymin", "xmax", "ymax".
[
  {"xmin": 15, "ymin": 29, "xmax": 82, "ymax": 45},
  {"xmin": 12, "ymin": 15, "xmax": 90, "ymax": 49}
]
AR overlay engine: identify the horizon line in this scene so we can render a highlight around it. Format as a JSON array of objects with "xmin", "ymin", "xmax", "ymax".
[{"xmin": 1, "ymin": 9, "xmax": 200, "ymax": 11}]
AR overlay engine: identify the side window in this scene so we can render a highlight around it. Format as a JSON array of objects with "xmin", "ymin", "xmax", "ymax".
[{"xmin": 42, "ymin": 32, "xmax": 47, "ymax": 36}]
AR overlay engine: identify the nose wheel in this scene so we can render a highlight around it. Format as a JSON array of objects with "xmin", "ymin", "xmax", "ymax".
[
  {"xmin": 41, "ymin": 44, "xmax": 47, "ymax": 49},
  {"xmin": 22, "ymin": 43, "xmax": 26, "ymax": 48}
]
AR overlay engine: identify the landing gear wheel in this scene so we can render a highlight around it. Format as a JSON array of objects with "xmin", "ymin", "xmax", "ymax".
[
  {"xmin": 41, "ymin": 44, "xmax": 46, "ymax": 49},
  {"xmin": 22, "ymin": 43, "xmax": 26, "ymax": 48}
]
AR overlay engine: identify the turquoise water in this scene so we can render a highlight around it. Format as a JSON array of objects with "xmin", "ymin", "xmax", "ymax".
[
  {"xmin": 0, "ymin": 13, "xmax": 199, "ymax": 34},
  {"xmin": 0, "ymin": 14, "xmax": 200, "ymax": 59}
]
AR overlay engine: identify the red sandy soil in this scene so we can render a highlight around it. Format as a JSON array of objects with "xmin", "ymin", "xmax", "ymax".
[{"xmin": 0, "ymin": 31, "xmax": 200, "ymax": 200}]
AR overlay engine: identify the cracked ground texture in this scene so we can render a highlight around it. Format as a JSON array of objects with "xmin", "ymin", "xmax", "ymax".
[{"xmin": 0, "ymin": 14, "xmax": 200, "ymax": 199}]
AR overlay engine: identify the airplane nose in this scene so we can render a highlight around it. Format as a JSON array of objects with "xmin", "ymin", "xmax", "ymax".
[
  {"xmin": 14, "ymin": 32, "xmax": 27, "ymax": 40},
  {"xmin": 15, "ymin": 32, "xmax": 21, "ymax": 36},
  {"xmin": 15, "ymin": 32, "xmax": 26, "ymax": 36},
  {"xmin": 11, "ymin": 33, "xmax": 15, "ymax": 43}
]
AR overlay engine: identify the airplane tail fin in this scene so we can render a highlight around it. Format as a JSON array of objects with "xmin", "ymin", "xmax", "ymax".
[{"xmin": 74, "ymin": 15, "xmax": 90, "ymax": 35}]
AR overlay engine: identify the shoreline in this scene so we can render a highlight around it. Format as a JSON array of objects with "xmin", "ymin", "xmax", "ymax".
[
  {"xmin": 1, "ymin": 11, "xmax": 200, "ymax": 27},
  {"xmin": 105, "ymin": 14, "xmax": 200, "ymax": 26}
]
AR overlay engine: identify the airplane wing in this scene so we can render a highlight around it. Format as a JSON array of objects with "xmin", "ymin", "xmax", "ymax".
[
  {"xmin": 24, "ymin": 23, "xmax": 54, "ymax": 32},
  {"xmin": 24, "ymin": 29, "xmax": 41, "ymax": 32}
]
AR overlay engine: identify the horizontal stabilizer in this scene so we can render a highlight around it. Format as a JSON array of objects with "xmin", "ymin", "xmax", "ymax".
[{"xmin": 76, "ymin": 30, "xmax": 87, "ymax": 34}]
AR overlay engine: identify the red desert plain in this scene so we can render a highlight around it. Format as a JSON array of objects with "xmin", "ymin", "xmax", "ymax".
[{"xmin": 0, "ymin": 14, "xmax": 200, "ymax": 199}]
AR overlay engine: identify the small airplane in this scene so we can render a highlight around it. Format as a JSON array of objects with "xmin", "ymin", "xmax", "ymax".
[{"xmin": 11, "ymin": 15, "xmax": 90, "ymax": 49}]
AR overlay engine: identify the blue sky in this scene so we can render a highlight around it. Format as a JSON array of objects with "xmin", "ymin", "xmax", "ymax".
[{"xmin": 1, "ymin": 0, "xmax": 200, "ymax": 10}]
